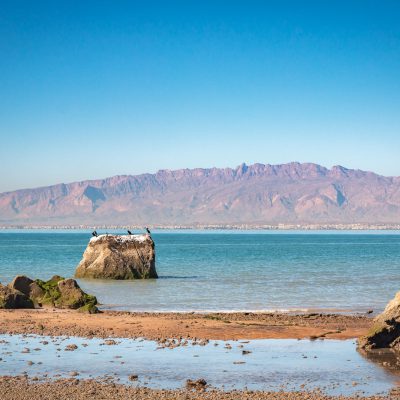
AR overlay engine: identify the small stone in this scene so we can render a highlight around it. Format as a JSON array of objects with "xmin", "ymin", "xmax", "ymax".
[
  {"xmin": 102, "ymin": 339, "xmax": 117, "ymax": 346},
  {"xmin": 186, "ymin": 378, "xmax": 207, "ymax": 390}
]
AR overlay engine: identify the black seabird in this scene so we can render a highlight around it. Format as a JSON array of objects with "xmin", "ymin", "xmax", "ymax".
[
  {"xmin": 92, "ymin": 230, "xmax": 98, "ymax": 237},
  {"xmin": 145, "ymin": 227, "xmax": 151, "ymax": 235},
  {"xmin": 127, "ymin": 230, "xmax": 132, "ymax": 235}
]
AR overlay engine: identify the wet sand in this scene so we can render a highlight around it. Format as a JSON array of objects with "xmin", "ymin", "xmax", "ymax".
[
  {"xmin": 0, "ymin": 311, "xmax": 395, "ymax": 400},
  {"xmin": 0, "ymin": 309, "xmax": 371, "ymax": 340},
  {"xmin": 0, "ymin": 376, "xmax": 399, "ymax": 400}
]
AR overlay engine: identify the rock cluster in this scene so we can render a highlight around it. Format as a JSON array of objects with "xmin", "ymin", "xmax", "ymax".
[
  {"xmin": 359, "ymin": 290, "xmax": 400, "ymax": 350},
  {"xmin": 75, "ymin": 234, "xmax": 157, "ymax": 280},
  {"xmin": 0, "ymin": 275, "xmax": 98, "ymax": 313}
]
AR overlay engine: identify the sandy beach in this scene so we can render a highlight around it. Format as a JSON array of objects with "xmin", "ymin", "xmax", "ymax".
[{"xmin": 0, "ymin": 309, "xmax": 371, "ymax": 341}]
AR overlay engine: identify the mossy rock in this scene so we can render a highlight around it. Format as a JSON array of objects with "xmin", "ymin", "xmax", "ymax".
[
  {"xmin": 34, "ymin": 276, "xmax": 98, "ymax": 312},
  {"xmin": 77, "ymin": 300, "xmax": 98, "ymax": 314},
  {"xmin": 1, "ymin": 275, "xmax": 98, "ymax": 312},
  {"xmin": 56, "ymin": 278, "xmax": 98, "ymax": 311}
]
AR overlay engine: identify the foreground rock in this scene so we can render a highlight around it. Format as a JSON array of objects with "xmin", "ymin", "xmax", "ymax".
[
  {"xmin": 0, "ymin": 275, "xmax": 98, "ymax": 313},
  {"xmin": 0, "ymin": 283, "xmax": 34, "ymax": 309},
  {"xmin": 75, "ymin": 234, "xmax": 157, "ymax": 279},
  {"xmin": 359, "ymin": 290, "xmax": 400, "ymax": 350}
]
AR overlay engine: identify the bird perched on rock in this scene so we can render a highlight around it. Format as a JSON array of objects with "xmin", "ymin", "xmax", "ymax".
[
  {"xmin": 145, "ymin": 227, "xmax": 151, "ymax": 235},
  {"xmin": 92, "ymin": 231, "xmax": 98, "ymax": 237},
  {"xmin": 127, "ymin": 230, "xmax": 132, "ymax": 235}
]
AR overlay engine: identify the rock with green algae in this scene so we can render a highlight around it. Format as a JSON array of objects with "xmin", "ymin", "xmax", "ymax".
[
  {"xmin": 359, "ymin": 290, "xmax": 400, "ymax": 351},
  {"xmin": 33, "ymin": 276, "xmax": 99, "ymax": 313},
  {"xmin": 57, "ymin": 278, "xmax": 98, "ymax": 312},
  {"xmin": 1, "ymin": 275, "xmax": 98, "ymax": 313}
]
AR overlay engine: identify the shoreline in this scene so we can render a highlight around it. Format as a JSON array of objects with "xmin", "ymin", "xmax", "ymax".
[
  {"xmin": 0, "ymin": 309, "xmax": 372, "ymax": 341},
  {"xmin": 1, "ymin": 376, "xmax": 398, "ymax": 400},
  {"xmin": 1, "ymin": 377, "xmax": 399, "ymax": 400},
  {"xmin": 98, "ymin": 306, "xmax": 375, "ymax": 315}
]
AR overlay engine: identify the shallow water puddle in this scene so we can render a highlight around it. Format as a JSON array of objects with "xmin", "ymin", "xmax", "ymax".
[{"xmin": 0, "ymin": 335, "xmax": 398, "ymax": 396}]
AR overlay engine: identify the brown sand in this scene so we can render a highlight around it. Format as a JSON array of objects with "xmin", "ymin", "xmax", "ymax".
[
  {"xmin": 0, "ymin": 309, "xmax": 371, "ymax": 340},
  {"xmin": 0, "ymin": 376, "xmax": 399, "ymax": 400}
]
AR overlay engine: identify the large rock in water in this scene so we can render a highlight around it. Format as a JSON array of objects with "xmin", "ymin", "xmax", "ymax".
[
  {"xmin": 75, "ymin": 234, "xmax": 157, "ymax": 279},
  {"xmin": 359, "ymin": 291, "xmax": 400, "ymax": 351}
]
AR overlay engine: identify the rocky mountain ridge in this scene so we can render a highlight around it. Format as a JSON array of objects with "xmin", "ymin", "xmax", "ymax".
[{"xmin": 1, "ymin": 162, "xmax": 399, "ymax": 226}]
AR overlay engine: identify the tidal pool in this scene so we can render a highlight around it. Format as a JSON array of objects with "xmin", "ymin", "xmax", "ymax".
[{"xmin": 0, "ymin": 335, "xmax": 398, "ymax": 396}]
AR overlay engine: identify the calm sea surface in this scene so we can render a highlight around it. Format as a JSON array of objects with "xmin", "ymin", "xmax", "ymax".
[{"xmin": 0, "ymin": 230, "xmax": 400, "ymax": 313}]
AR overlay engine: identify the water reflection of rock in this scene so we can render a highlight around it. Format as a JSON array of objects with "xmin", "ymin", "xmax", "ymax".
[{"xmin": 358, "ymin": 347, "xmax": 400, "ymax": 375}]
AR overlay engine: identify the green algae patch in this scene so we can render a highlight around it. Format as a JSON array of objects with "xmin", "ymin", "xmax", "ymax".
[
  {"xmin": 34, "ymin": 276, "xmax": 64, "ymax": 306},
  {"xmin": 31, "ymin": 276, "xmax": 98, "ymax": 312},
  {"xmin": 77, "ymin": 299, "xmax": 99, "ymax": 314},
  {"xmin": 204, "ymin": 315, "xmax": 223, "ymax": 321}
]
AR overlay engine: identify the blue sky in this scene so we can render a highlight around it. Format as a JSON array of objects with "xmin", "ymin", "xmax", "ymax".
[{"xmin": 0, "ymin": 0, "xmax": 399, "ymax": 191}]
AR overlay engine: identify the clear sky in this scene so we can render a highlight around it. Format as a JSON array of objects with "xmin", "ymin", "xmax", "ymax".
[{"xmin": 0, "ymin": 1, "xmax": 399, "ymax": 192}]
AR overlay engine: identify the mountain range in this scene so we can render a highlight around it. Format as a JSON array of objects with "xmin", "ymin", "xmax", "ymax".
[{"xmin": 1, "ymin": 162, "xmax": 400, "ymax": 227}]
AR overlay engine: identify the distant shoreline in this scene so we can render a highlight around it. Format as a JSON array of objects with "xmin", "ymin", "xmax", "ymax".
[{"xmin": 0, "ymin": 223, "xmax": 400, "ymax": 230}]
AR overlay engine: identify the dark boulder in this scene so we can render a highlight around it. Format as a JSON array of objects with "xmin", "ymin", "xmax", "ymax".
[
  {"xmin": 8, "ymin": 275, "xmax": 33, "ymax": 296},
  {"xmin": 359, "ymin": 291, "xmax": 400, "ymax": 351},
  {"xmin": 0, "ymin": 283, "xmax": 34, "ymax": 309},
  {"xmin": 8, "ymin": 275, "xmax": 45, "ymax": 306}
]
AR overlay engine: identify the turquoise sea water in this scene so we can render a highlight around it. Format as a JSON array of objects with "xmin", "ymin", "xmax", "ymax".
[{"xmin": 0, "ymin": 231, "xmax": 400, "ymax": 313}]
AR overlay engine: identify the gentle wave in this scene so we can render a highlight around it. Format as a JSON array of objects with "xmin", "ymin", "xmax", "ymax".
[{"xmin": 98, "ymin": 305, "xmax": 369, "ymax": 315}]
